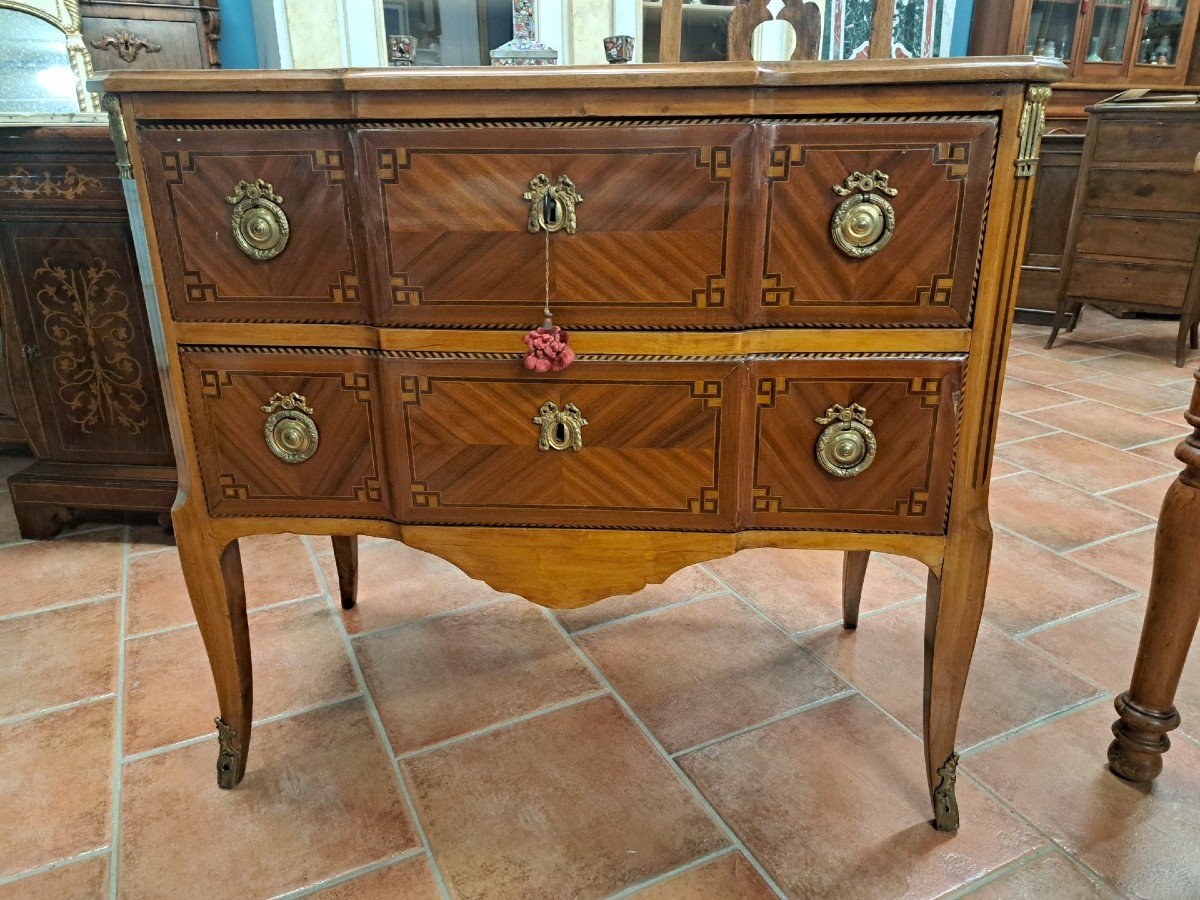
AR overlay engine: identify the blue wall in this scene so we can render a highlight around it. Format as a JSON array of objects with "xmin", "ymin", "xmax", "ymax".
[
  {"xmin": 218, "ymin": 0, "xmax": 260, "ymax": 68},
  {"xmin": 951, "ymin": 0, "xmax": 975, "ymax": 56}
]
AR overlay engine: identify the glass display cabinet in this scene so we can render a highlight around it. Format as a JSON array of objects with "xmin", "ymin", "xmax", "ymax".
[{"xmin": 986, "ymin": 0, "xmax": 1199, "ymax": 86}]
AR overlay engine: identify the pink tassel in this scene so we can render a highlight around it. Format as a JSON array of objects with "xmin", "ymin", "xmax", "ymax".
[{"xmin": 523, "ymin": 322, "xmax": 574, "ymax": 372}]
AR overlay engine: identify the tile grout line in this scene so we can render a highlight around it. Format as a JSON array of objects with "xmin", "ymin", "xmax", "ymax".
[
  {"xmin": 994, "ymin": 440, "xmax": 1177, "ymax": 496},
  {"xmin": 956, "ymin": 766, "xmax": 1130, "ymax": 898},
  {"xmin": 670, "ymin": 690, "xmax": 857, "ymax": 759},
  {"xmin": 537, "ymin": 606, "xmax": 790, "ymax": 900},
  {"xmin": 961, "ymin": 694, "xmax": 1112, "ymax": 759},
  {"xmin": 1098, "ymin": 471, "xmax": 1179, "ymax": 498},
  {"xmin": 990, "ymin": 519, "xmax": 1153, "ymax": 562},
  {"xmin": 604, "ymin": 846, "xmax": 740, "ymax": 899},
  {"xmin": 1014, "ymin": 592, "xmax": 1141, "ymax": 640},
  {"xmin": 0, "ymin": 692, "xmax": 117, "ymax": 727},
  {"xmin": 305, "ymin": 541, "xmax": 455, "ymax": 900},
  {"xmin": 270, "ymin": 846, "xmax": 428, "ymax": 899},
  {"xmin": 345, "ymin": 594, "xmax": 513, "ymax": 642},
  {"xmin": 945, "ymin": 845, "xmax": 1056, "ymax": 898},
  {"xmin": 705, "ymin": 562, "xmax": 929, "ymax": 747},
  {"xmin": 1010, "ymin": 637, "xmax": 1123, "ymax": 698},
  {"xmin": 567, "ymin": 588, "xmax": 731, "ymax": 637},
  {"xmin": 0, "ymin": 592, "xmax": 122, "ymax": 624},
  {"xmin": 786, "ymin": 594, "xmax": 927, "ymax": 642},
  {"xmin": 108, "ymin": 523, "xmax": 134, "ymax": 900},
  {"xmin": 123, "ymin": 590, "xmax": 329, "ymax": 642},
  {"xmin": 703, "ymin": 561, "xmax": 1126, "ymax": 785},
  {"xmin": 119, "ymin": 693, "xmax": 366, "ymax": 764},
  {"xmin": 0, "ymin": 845, "xmax": 114, "ymax": 887},
  {"xmin": 394, "ymin": 690, "xmax": 611, "ymax": 762}
]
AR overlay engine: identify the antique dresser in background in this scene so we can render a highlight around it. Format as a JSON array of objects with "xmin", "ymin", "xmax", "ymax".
[
  {"xmin": 100, "ymin": 58, "xmax": 1064, "ymax": 832},
  {"xmin": 0, "ymin": 0, "xmax": 218, "ymax": 537},
  {"xmin": 970, "ymin": 0, "xmax": 1200, "ymax": 323},
  {"xmin": 1045, "ymin": 91, "xmax": 1200, "ymax": 365}
]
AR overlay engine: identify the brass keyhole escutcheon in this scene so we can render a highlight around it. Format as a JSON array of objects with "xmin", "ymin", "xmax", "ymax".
[
  {"xmin": 227, "ymin": 179, "xmax": 290, "ymax": 260},
  {"xmin": 831, "ymin": 170, "xmax": 898, "ymax": 259},
  {"xmin": 814, "ymin": 403, "xmax": 877, "ymax": 478},
  {"xmin": 261, "ymin": 392, "xmax": 318, "ymax": 464},
  {"xmin": 533, "ymin": 401, "xmax": 587, "ymax": 451},
  {"xmin": 523, "ymin": 174, "xmax": 583, "ymax": 234}
]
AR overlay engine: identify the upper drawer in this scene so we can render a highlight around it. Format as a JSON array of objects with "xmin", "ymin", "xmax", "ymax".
[
  {"xmin": 140, "ymin": 127, "xmax": 369, "ymax": 323},
  {"xmin": 359, "ymin": 123, "xmax": 757, "ymax": 328},
  {"xmin": 755, "ymin": 118, "xmax": 997, "ymax": 327},
  {"xmin": 1092, "ymin": 117, "xmax": 1200, "ymax": 167}
]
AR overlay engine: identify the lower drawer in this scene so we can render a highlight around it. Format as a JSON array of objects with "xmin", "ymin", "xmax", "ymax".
[
  {"xmin": 1067, "ymin": 259, "xmax": 1191, "ymax": 308},
  {"xmin": 180, "ymin": 349, "xmax": 390, "ymax": 518},
  {"xmin": 179, "ymin": 348, "xmax": 963, "ymax": 535},
  {"xmin": 385, "ymin": 360, "xmax": 742, "ymax": 530},
  {"xmin": 748, "ymin": 356, "xmax": 964, "ymax": 535}
]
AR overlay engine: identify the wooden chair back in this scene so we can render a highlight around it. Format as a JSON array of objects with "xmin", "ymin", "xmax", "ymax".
[{"xmin": 657, "ymin": 0, "xmax": 896, "ymax": 64}]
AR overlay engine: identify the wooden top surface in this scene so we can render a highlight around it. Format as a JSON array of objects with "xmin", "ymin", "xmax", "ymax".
[{"xmin": 93, "ymin": 56, "xmax": 1067, "ymax": 94}]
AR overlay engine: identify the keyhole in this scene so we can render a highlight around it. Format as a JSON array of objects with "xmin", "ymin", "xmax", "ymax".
[
  {"xmin": 544, "ymin": 191, "xmax": 557, "ymax": 225},
  {"xmin": 554, "ymin": 422, "xmax": 568, "ymax": 445}
]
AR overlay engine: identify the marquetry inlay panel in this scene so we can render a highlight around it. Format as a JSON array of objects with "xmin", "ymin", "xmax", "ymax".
[
  {"xmin": 180, "ymin": 349, "xmax": 388, "ymax": 517},
  {"xmin": 758, "ymin": 118, "xmax": 998, "ymax": 327},
  {"xmin": 362, "ymin": 123, "xmax": 755, "ymax": 328},
  {"xmin": 386, "ymin": 359, "xmax": 742, "ymax": 530},
  {"xmin": 749, "ymin": 355, "xmax": 965, "ymax": 534},
  {"xmin": 140, "ymin": 128, "xmax": 367, "ymax": 323},
  {"xmin": 0, "ymin": 220, "xmax": 172, "ymax": 466}
]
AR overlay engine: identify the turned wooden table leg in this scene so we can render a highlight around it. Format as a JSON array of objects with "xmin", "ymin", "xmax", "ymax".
[
  {"xmin": 175, "ymin": 515, "xmax": 253, "ymax": 788},
  {"xmin": 842, "ymin": 550, "xmax": 870, "ymax": 629},
  {"xmin": 331, "ymin": 535, "xmax": 359, "ymax": 610},
  {"xmin": 924, "ymin": 521, "xmax": 992, "ymax": 831},
  {"xmin": 1110, "ymin": 373, "xmax": 1200, "ymax": 783}
]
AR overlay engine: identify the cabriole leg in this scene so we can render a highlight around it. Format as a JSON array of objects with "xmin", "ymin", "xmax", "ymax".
[
  {"xmin": 331, "ymin": 535, "xmax": 359, "ymax": 610},
  {"xmin": 176, "ymin": 522, "xmax": 252, "ymax": 789},
  {"xmin": 1109, "ymin": 384, "xmax": 1200, "ymax": 783},
  {"xmin": 842, "ymin": 550, "xmax": 870, "ymax": 630},
  {"xmin": 924, "ymin": 523, "xmax": 992, "ymax": 832}
]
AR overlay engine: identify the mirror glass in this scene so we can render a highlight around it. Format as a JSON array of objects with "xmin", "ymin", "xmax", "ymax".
[{"xmin": 0, "ymin": 9, "xmax": 81, "ymax": 115}]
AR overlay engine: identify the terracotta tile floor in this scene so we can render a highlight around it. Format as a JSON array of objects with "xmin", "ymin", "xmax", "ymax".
[{"xmin": 1, "ymin": 315, "xmax": 1199, "ymax": 899}]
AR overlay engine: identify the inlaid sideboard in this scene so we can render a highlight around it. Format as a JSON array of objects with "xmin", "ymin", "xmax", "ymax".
[
  {"xmin": 98, "ymin": 57, "xmax": 1065, "ymax": 832},
  {"xmin": 0, "ymin": 126, "xmax": 176, "ymax": 536}
]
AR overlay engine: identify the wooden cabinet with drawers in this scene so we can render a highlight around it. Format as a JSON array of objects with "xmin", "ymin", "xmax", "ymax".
[
  {"xmin": 98, "ymin": 58, "xmax": 1065, "ymax": 831},
  {"xmin": 1046, "ymin": 93, "xmax": 1200, "ymax": 365}
]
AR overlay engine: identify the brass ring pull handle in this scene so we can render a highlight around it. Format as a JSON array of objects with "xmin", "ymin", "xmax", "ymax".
[
  {"xmin": 227, "ymin": 179, "xmax": 290, "ymax": 260},
  {"xmin": 534, "ymin": 401, "xmax": 587, "ymax": 451},
  {"xmin": 814, "ymin": 402, "xmax": 877, "ymax": 478},
  {"xmin": 523, "ymin": 174, "xmax": 583, "ymax": 234},
  {"xmin": 831, "ymin": 170, "xmax": 898, "ymax": 259},
  {"xmin": 262, "ymin": 392, "xmax": 318, "ymax": 464}
]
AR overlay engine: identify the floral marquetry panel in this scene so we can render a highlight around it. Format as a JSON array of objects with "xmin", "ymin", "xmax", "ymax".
[
  {"xmin": 360, "ymin": 124, "xmax": 757, "ymax": 328},
  {"xmin": 138, "ymin": 127, "xmax": 367, "ymax": 323},
  {"xmin": 0, "ymin": 219, "xmax": 172, "ymax": 466},
  {"xmin": 179, "ymin": 349, "xmax": 389, "ymax": 518},
  {"xmin": 748, "ymin": 355, "xmax": 964, "ymax": 534},
  {"xmin": 757, "ymin": 117, "xmax": 997, "ymax": 327},
  {"xmin": 384, "ymin": 359, "xmax": 743, "ymax": 530},
  {"xmin": 0, "ymin": 160, "xmax": 123, "ymax": 209}
]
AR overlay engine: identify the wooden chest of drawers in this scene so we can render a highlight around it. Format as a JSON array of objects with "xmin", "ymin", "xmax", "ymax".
[
  {"xmin": 98, "ymin": 58, "xmax": 1064, "ymax": 833},
  {"xmin": 1046, "ymin": 92, "xmax": 1200, "ymax": 366}
]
